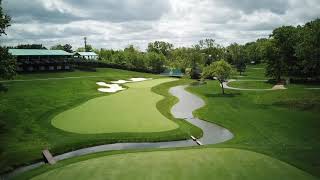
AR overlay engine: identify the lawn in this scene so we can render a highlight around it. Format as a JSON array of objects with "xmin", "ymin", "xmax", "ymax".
[
  {"xmin": 29, "ymin": 148, "xmax": 316, "ymax": 180},
  {"xmin": 52, "ymin": 79, "xmax": 179, "ymax": 134},
  {"xmin": 3, "ymin": 65, "xmax": 320, "ymax": 179},
  {"xmin": 187, "ymin": 72, "xmax": 320, "ymax": 177},
  {"xmin": 0, "ymin": 68, "xmax": 201, "ymax": 174},
  {"xmin": 228, "ymin": 80, "xmax": 274, "ymax": 89}
]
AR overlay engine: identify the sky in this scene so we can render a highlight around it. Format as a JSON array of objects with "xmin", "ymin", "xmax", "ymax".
[{"xmin": 1, "ymin": 0, "xmax": 320, "ymax": 50}]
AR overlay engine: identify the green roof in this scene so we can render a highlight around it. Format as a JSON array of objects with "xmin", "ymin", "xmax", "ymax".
[{"xmin": 9, "ymin": 49, "xmax": 73, "ymax": 56}]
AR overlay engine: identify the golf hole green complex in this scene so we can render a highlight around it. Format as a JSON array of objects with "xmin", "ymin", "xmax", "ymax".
[
  {"xmin": 52, "ymin": 78, "xmax": 179, "ymax": 134},
  {"xmin": 31, "ymin": 148, "xmax": 316, "ymax": 180}
]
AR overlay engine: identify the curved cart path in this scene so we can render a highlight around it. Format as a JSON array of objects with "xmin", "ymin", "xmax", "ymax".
[
  {"xmin": 223, "ymin": 79, "xmax": 286, "ymax": 91},
  {"xmin": 2, "ymin": 85, "xmax": 233, "ymax": 179}
]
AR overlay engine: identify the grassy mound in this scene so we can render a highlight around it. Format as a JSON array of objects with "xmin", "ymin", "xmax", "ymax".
[{"xmin": 29, "ymin": 148, "xmax": 315, "ymax": 180}]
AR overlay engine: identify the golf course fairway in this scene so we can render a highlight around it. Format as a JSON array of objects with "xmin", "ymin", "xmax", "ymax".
[
  {"xmin": 52, "ymin": 78, "xmax": 179, "ymax": 134},
  {"xmin": 31, "ymin": 148, "xmax": 316, "ymax": 180}
]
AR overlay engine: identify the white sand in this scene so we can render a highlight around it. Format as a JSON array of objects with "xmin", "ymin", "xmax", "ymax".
[
  {"xmin": 110, "ymin": 80, "xmax": 131, "ymax": 84},
  {"xmin": 272, "ymin": 84, "xmax": 287, "ymax": 90},
  {"xmin": 96, "ymin": 77, "xmax": 151, "ymax": 93},
  {"xmin": 130, "ymin": 78, "xmax": 152, "ymax": 82},
  {"xmin": 98, "ymin": 84, "xmax": 125, "ymax": 93},
  {"xmin": 96, "ymin": 82, "xmax": 113, "ymax": 87}
]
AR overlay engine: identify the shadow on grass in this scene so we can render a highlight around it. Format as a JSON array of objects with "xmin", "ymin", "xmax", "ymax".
[
  {"xmin": 204, "ymin": 92, "xmax": 241, "ymax": 98},
  {"xmin": 0, "ymin": 84, "xmax": 8, "ymax": 92}
]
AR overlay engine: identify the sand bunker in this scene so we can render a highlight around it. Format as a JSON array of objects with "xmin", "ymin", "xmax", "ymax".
[
  {"xmin": 272, "ymin": 85, "xmax": 287, "ymax": 90},
  {"xmin": 110, "ymin": 80, "xmax": 131, "ymax": 84},
  {"xmin": 97, "ymin": 78, "xmax": 152, "ymax": 93},
  {"xmin": 96, "ymin": 82, "xmax": 111, "ymax": 87},
  {"xmin": 98, "ymin": 84, "xmax": 125, "ymax": 93},
  {"xmin": 130, "ymin": 78, "xmax": 152, "ymax": 82}
]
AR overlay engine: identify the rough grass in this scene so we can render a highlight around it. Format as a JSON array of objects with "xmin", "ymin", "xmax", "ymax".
[
  {"xmin": 29, "ymin": 148, "xmax": 316, "ymax": 180},
  {"xmin": 187, "ymin": 67, "xmax": 320, "ymax": 177},
  {"xmin": 228, "ymin": 81, "xmax": 274, "ymax": 89},
  {"xmin": 0, "ymin": 69, "xmax": 201, "ymax": 174},
  {"xmin": 232, "ymin": 64, "xmax": 268, "ymax": 80}
]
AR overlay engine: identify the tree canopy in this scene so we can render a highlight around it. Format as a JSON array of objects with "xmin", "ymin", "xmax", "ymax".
[
  {"xmin": 51, "ymin": 44, "xmax": 73, "ymax": 53},
  {"xmin": 0, "ymin": 0, "xmax": 16, "ymax": 80},
  {"xmin": 202, "ymin": 60, "xmax": 233, "ymax": 94}
]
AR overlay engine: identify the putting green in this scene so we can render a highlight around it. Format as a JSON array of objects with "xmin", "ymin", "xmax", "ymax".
[
  {"xmin": 31, "ymin": 148, "xmax": 316, "ymax": 180},
  {"xmin": 52, "ymin": 78, "xmax": 179, "ymax": 134}
]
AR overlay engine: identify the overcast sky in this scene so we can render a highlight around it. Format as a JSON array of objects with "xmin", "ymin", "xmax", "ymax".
[{"xmin": 1, "ymin": 0, "xmax": 320, "ymax": 50}]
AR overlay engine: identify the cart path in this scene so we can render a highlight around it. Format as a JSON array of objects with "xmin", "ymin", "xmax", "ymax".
[
  {"xmin": 223, "ymin": 79, "xmax": 286, "ymax": 91},
  {"xmin": 2, "ymin": 85, "xmax": 233, "ymax": 179}
]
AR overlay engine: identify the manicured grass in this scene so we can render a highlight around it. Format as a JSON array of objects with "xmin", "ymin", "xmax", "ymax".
[
  {"xmin": 52, "ymin": 79, "xmax": 179, "ymax": 134},
  {"xmin": 187, "ymin": 80, "xmax": 320, "ymax": 177},
  {"xmin": 29, "ymin": 148, "xmax": 316, "ymax": 180},
  {"xmin": 228, "ymin": 80, "xmax": 274, "ymax": 89},
  {"xmin": 233, "ymin": 64, "xmax": 267, "ymax": 80},
  {"xmin": 0, "ymin": 69, "xmax": 201, "ymax": 173}
]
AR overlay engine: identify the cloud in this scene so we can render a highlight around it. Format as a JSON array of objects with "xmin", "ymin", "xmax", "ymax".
[
  {"xmin": 215, "ymin": 0, "xmax": 290, "ymax": 14},
  {"xmin": 1, "ymin": 0, "xmax": 320, "ymax": 50}
]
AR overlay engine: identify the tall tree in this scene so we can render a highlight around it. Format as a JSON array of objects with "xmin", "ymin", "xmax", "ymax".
[
  {"xmin": 295, "ymin": 19, "xmax": 320, "ymax": 77},
  {"xmin": 0, "ymin": 0, "xmax": 16, "ymax": 80},
  {"xmin": 271, "ymin": 26, "xmax": 298, "ymax": 77},
  {"xmin": 265, "ymin": 39, "xmax": 284, "ymax": 81},
  {"xmin": 0, "ymin": 0, "xmax": 10, "ymax": 35},
  {"xmin": 51, "ymin": 44, "xmax": 73, "ymax": 53},
  {"xmin": 147, "ymin": 41, "xmax": 173, "ymax": 57},
  {"xmin": 202, "ymin": 60, "xmax": 232, "ymax": 94},
  {"xmin": 146, "ymin": 52, "xmax": 166, "ymax": 73}
]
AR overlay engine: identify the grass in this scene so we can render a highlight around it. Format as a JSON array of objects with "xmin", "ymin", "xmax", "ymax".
[
  {"xmin": 52, "ymin": 79, "xmax": 179, "ymax": 134},
  {"xmin": 4, "ymin": 65, "xmax": 320, "ymax": 179},
  {"xmin": 26, "ymin": 148, "xmax": 316, "ymax": 180},
  {"xmin": 187, "ymin": 66, "xmax": 320, "ymax": 177},
  {"xmin": 228, "ymin": 80, "xmax": 275, "ymax": 89},
  {"xmin": 0, "ymin": 68, "xmax": 202, "ymax": 174},
  {"xmin": 232, "ymin": 64, "xmax": 268, "ymax": 80}
]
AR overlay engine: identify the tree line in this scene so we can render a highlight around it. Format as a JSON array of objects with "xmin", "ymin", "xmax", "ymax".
[{"xmin": 98, "ymin": 18, "xmax": 320, "ymax": 82}]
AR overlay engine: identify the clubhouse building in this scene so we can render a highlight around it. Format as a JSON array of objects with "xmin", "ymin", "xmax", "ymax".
[{"xmin": 9, "ymin": 49, "xmax": 98, "ymax": 72}]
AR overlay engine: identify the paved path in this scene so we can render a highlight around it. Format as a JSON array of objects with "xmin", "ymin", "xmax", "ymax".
[
  {"xmin": 223, "ymin": 79, "xmax": 286, "ymax": 91},
  {"xmin": 2, "ymin": 85, "xmax": 233, "ymax": 179}
]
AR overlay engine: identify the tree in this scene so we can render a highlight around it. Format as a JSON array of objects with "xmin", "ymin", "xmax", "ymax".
[
  {"xmin": 15, "ymin": 44, "xmax": 47, "ymax": 49},
  {"xmin": 0, "ymin": 0, "xmax": 16, "ymax": 80},
  {"xmin": 0, "ymin": 47, "xmax": 16, "ymax": 80},
  {"xmin": 51, "ymin": 44, "xmax": 73, "ymax": 53},
  {"xmin": 265, "ymin": 39, "xmax": 284, "ymax": 81},
  {"xmin": 295, "ymin": 19, "xmax": 320, "ymax": 77},
  {"xmin": 77, "ymin": 44, "xmax": 92, "ymax": 52},
  {"xmin": 202, "ymin": 60, "xmax": 232, "ymax": 94},
  {"xmin": 236, "ymin": 59, "xmax": 246, "ymax": 75},
  {"xmin": 147, "ymin": 41, "xmax": 173, "ymax": 57},
  {"xmin": 0, "ymin": 0, "xmax": 10, "ymax": 35},
  {"xmin": 271, "ymin": 26, "xmax": 298, "ymax": 77},
  {"xmin": 198, "ymin": 39, "xmax": 223, "ymax": 63},
  {"xmin": 146, "ymin": 52, "xmax": 165, "ymax": 73}
]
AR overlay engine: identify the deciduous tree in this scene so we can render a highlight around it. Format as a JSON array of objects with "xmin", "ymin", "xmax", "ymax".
[{"xmin": 202, "ymin": 60, "xmax": 232, "ymax": 94}]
